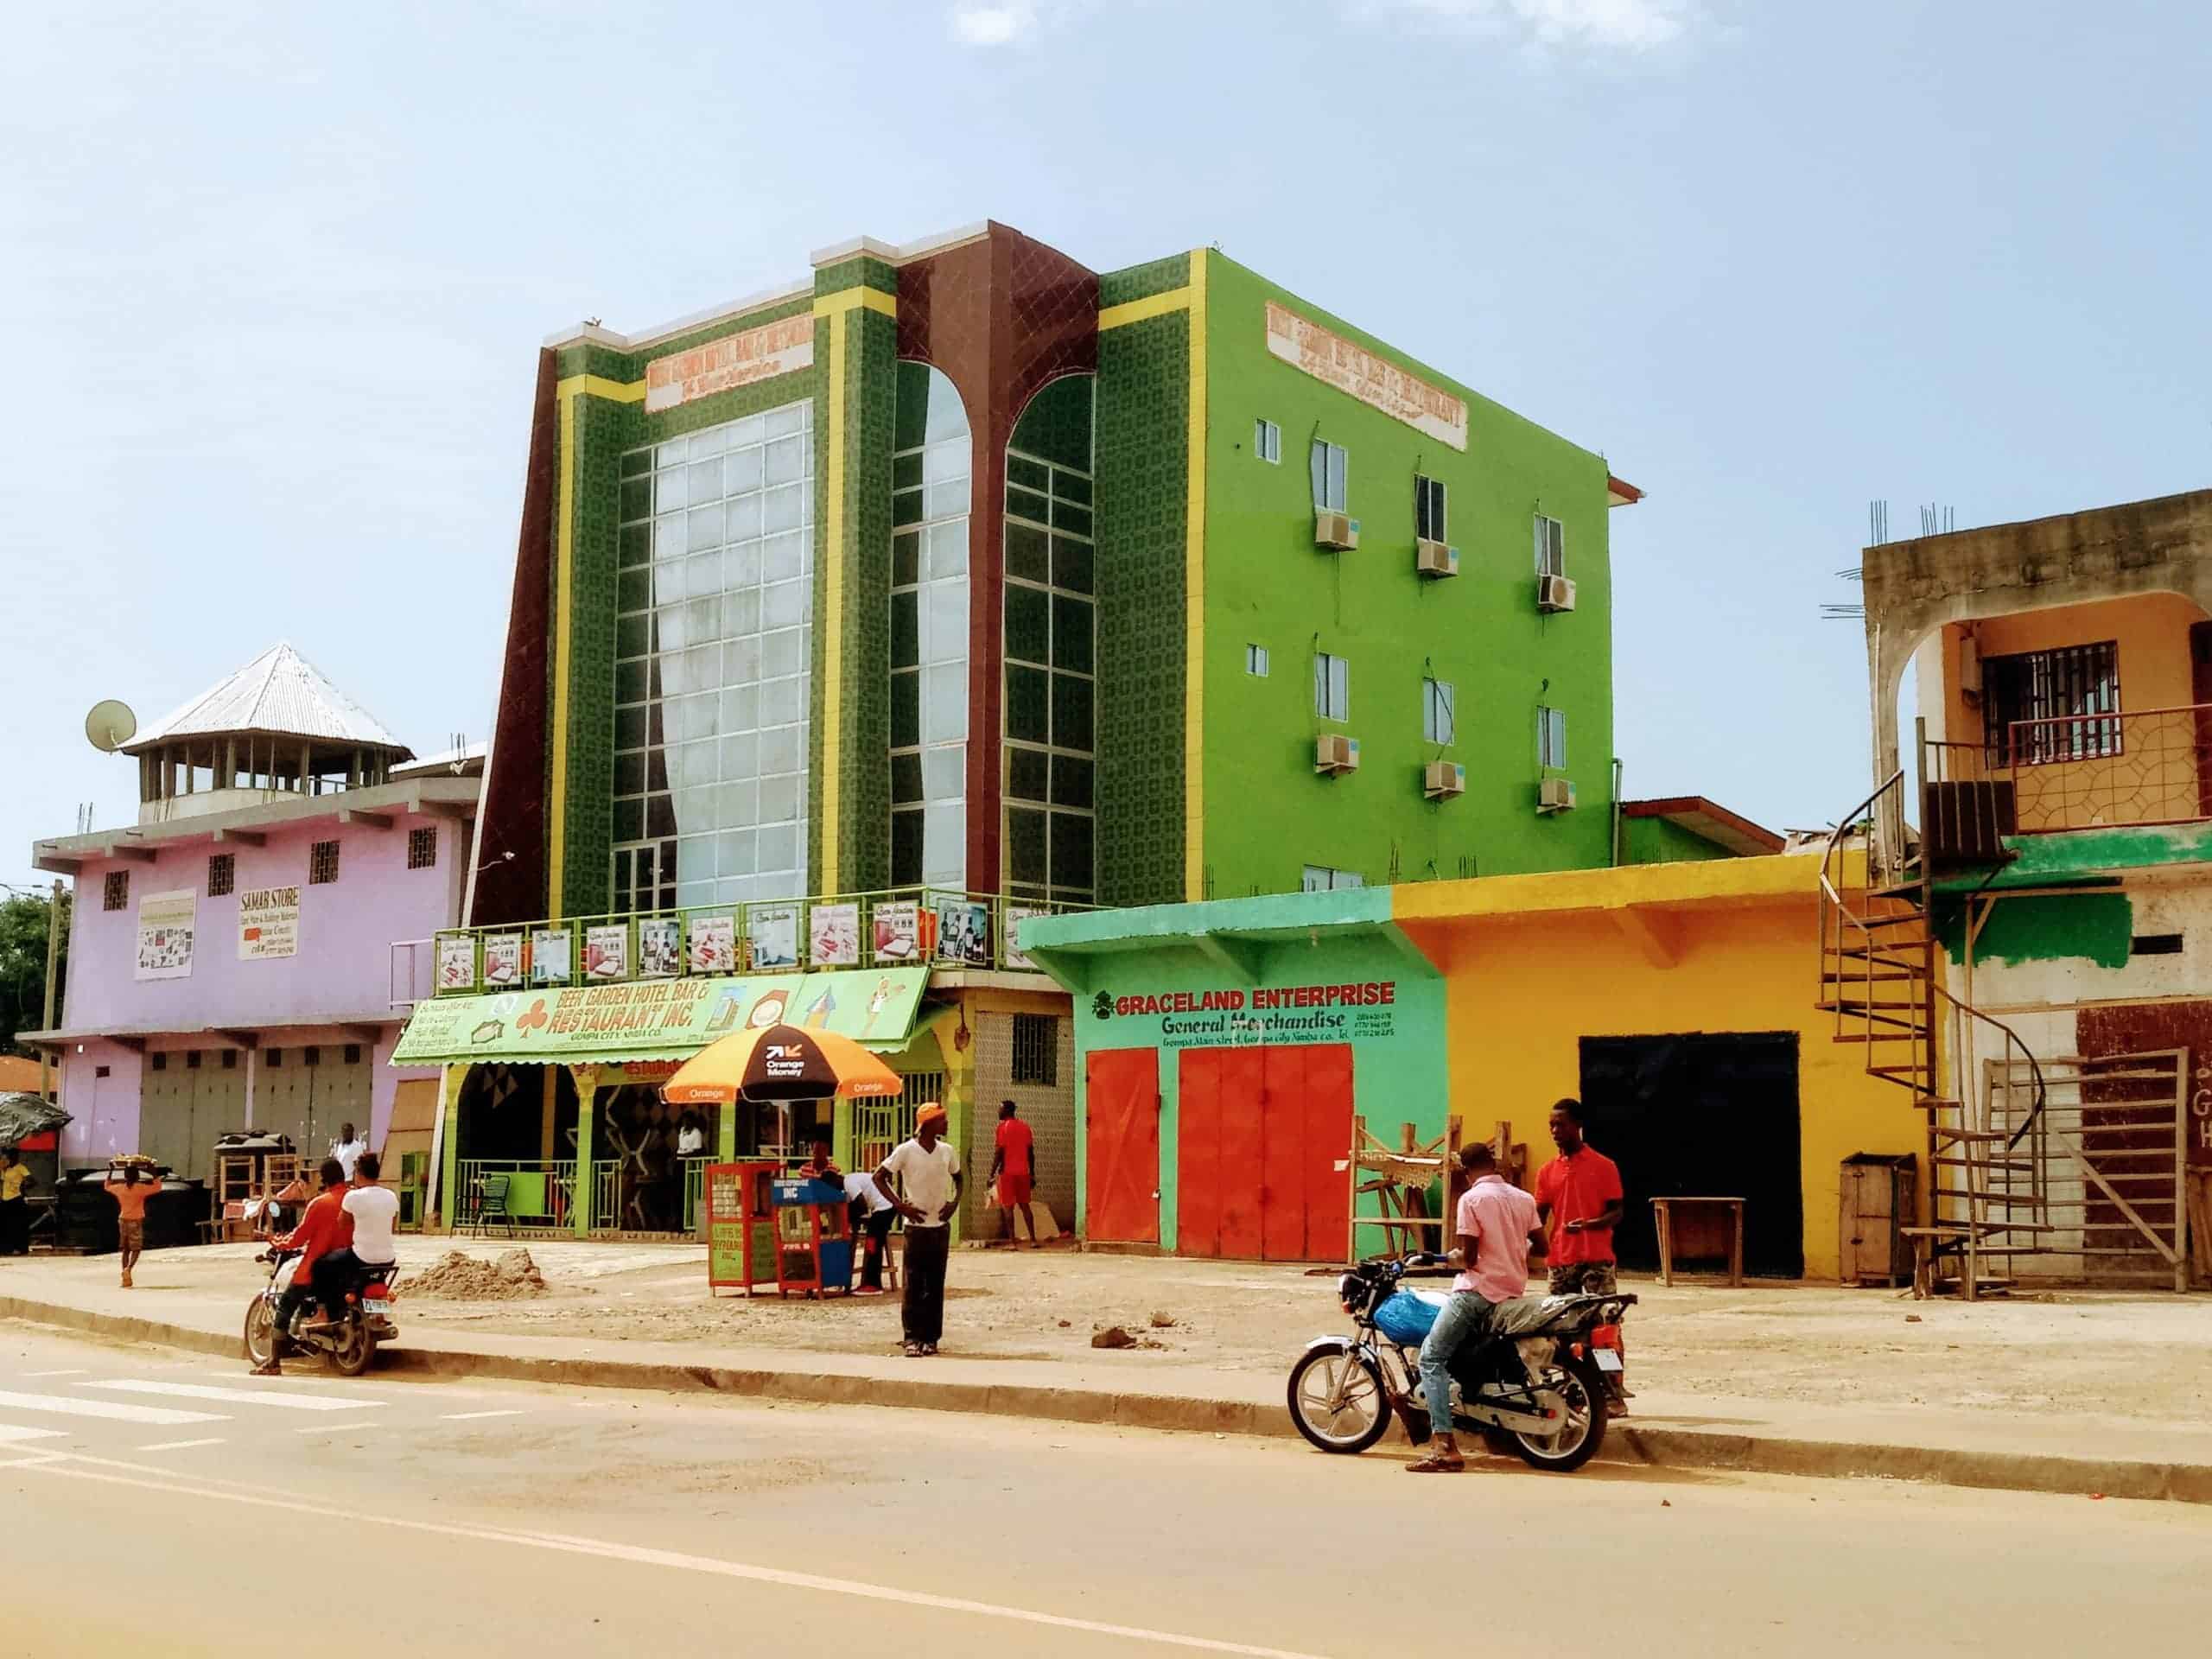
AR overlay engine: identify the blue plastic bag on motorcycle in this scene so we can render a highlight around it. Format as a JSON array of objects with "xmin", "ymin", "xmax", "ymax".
[{"xmin": 1373, "ymin": 1288, "xmax": 1444, "ymax": 1346}]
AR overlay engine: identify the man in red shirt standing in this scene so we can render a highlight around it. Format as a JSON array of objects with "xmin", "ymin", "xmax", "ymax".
[
  {"xmin": 989, "ymin": 1100, "xmax": 1039, "ymax": 1249},
  {"xmin": 1535, "ymin": 1098, "xmax": 1628, "ymax": 1413}
]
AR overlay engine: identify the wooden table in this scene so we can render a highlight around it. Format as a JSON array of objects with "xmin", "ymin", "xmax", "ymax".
[{"xmin": 1650, "ymin": 1196, "xmax": 1745, "ymax": 1287}]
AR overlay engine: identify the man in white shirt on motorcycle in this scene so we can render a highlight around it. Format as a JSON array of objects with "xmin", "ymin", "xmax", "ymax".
[{"xmin": 337, "ymin": 1149, "xmax": 401, "ymax": 1289}]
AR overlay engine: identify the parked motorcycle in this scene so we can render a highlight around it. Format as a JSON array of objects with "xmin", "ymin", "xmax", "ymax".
[
  {"xmin": 242, "ymin": 1249, "xmax": 397, "ymax": 1376},
  {"xmin": 1287, "ymin": 1253, "xmax": 1632, "ymax": 1471}
]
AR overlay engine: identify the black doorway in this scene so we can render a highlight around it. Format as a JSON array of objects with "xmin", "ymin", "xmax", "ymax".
[{"xmin": 1577, "ymin": 1032, "xmax": 1803, "ymax": 1279}]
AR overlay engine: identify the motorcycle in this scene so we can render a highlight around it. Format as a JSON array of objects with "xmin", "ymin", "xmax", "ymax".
[
  {"xmin": 1287, "ymin": 1253, "xmax": 1632, "ymax": 1471},
  {"xmin": 242, "ymin": 1248, "xmax": 397, "ymax": 1376}
]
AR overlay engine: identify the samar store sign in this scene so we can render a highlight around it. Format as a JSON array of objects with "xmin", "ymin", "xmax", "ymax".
[{"xmin": 1093, "ymin": 980, "xmax": 1401, "ymax": 1052}]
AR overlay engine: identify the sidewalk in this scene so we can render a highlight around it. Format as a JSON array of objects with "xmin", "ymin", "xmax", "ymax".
[{"xmin": 5, "ymin": 1240, "xmax": 2210, "ymax": 1503}]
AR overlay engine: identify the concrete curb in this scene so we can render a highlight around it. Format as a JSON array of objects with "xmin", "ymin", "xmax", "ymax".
[{"xmin": 6, "ymin": 1292, "xmax": 2203, "ymax": 1504}]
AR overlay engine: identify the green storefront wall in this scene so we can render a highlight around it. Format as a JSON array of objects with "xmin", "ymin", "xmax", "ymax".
[{"xmin": 1025, "ymin": 887, "xmax": 1447, "ymax": 1259}]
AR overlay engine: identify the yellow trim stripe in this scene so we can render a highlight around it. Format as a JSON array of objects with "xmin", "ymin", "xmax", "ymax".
[
  {"xmin": 814, "ymin": 286, "xmax": 898, "ymax": 321},
  {"xmin": 548, "ymin": 373, "xmax": 646, "ymax": 918},
  {"xmin": 1098, "ymin": 286, "xmax": 1192, "ymax": 331},
  {"xmin": 819, "ymin": 312, "xmax": 848, "ymax": 892},
  {"xmin": 1181, "ymin": 253, "xmax": 1208, "ymax": 901}
]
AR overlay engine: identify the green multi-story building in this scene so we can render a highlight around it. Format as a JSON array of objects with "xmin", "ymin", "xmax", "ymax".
[{"xmin": 473, "ymin": 220, "xmax": 1640, "ymax": 929}]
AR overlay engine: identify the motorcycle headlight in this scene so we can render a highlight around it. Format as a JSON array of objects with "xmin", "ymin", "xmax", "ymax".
[{"xmin": 1337, "ymin": 1272, "xmax": 1361, "ymax": 1313}]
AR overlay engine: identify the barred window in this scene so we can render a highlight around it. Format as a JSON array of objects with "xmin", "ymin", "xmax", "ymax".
[
  {"xmin": 208, "ymin": 853, "xmax": 235, "ymax": 896},
  {"xmin": 407, "ymin": 826, "xmax": 437, "ymax": 869},
  {"xmin": 103, "ymin": 870, "xmax": 130, "ymax": 912},
  {"xmin": 1984, "ymin": 641, "xmax": 2120, "ymax": 766},
  {"xmin": 309, "ymin": 840, "xmax": 340, "ymax": 885},
  {"xmin": 1011, "ymin": 1014, "xmax": 1058, "ymax": 1086}
]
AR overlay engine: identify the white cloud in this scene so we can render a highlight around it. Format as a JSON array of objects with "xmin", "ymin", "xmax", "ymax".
[
  {"xmin": 949, "ymin": 3, "xmax": 1039, "ymax": 46},
  {"xmin": 1351, "ymin": 0, "xmax": 1701, "ymax": 52}
]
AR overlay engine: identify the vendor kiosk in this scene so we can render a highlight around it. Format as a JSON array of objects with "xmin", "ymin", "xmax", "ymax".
[
  {"xmin": 704, "ymin": 1160, "xmax": 782, "ymax": 1296},
  {"xmin": 772, "ymin": 1175, "xmax": 855, "ymax": 1297}
]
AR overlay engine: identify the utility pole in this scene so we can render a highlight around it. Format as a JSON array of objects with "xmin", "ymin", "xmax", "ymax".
[{"xmin": 39, "ymin": 878, "xmax": 61, "ymax": 1100}]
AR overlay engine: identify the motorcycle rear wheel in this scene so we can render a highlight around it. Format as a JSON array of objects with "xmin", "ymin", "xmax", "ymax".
[
  {"xmin": 1287, "ymin": 1344, "xmax": 1392, "ymax": 1454},
  {"xmin": 243, "ymin": 1300, "xmax": 278, "ymax": 1369},
  {"xmin": 328, "ymin": 1319, "xmax": 375, "ymax": 1377},
  {"xmin": 1508, "ymin": 1355, "xmax": 1608, "ymax": 1472}
]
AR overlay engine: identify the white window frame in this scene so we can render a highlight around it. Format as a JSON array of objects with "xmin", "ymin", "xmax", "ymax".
[
  {"xmin": 1302, "ymin": 865, "xmax": 1364, "ymax": 892},
  {"xmin": 1246, "ymin": 644, "xmax": 1270, "ymax": 678},
  {"xmin": 1415, "ymin": 476, "xmax": 1447, "ymax": 543},
  {"xmin": 1313, "ymin": 652, "xmax": 1350, "ymax": 722},
  {"xmin": 1535, "ymin": 513, "xmax": 1566, "ymax": 578},
  {"xmin": 1539, "ymin": 705, "xmax": 1567, "ymax": 770},
  {"xmin": 1423, "ymin": 677, "xmax": 1456, "ymax": 746},
  {"xmin": 1254, "ymin": 419, "xmax": 1281, "ymax": 464},
  {"xmin": 1310, "ymin": 440, "xmax": 1348, "ymax": 513}
]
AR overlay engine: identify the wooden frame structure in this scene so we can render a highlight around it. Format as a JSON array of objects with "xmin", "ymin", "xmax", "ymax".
[{"xmin": 1342, "ymin": 1114, "xmax": 1535, "ymax": 1263}]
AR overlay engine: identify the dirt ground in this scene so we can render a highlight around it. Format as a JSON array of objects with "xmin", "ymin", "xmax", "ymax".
[{"xmin": 397, "ymin": 1240, "xmax": 2212, "ymax": 1421}]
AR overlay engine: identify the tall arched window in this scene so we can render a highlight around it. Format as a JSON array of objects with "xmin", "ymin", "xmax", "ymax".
[
  {"xmin": 889, "ymin": 362, "xmax": 972, "ymax": 888},
  {"xmin": 1001, "ymin": 374, "xmax": 1095, "ymax": 906}
]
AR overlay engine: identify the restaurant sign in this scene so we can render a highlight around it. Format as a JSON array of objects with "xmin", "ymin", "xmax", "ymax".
[
  {"xmin": 1264, "ymin": 302, "xmax": 1468, "ymax": 451},
  {"xmin": 390, "ymin": 966, "xmax": 931, "ymax": 1065}
]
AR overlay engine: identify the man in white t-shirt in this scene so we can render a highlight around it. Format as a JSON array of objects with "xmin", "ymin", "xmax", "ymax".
[
  {"xmin": 843, "ymin": 1169, "xmax": 896, "ymax": 1294},
  {"xmin": 874, "ymin": 1103, "xmax": 963, "ymax": 1356},
  {"xmin": 340, "ymin": 1151, "xmax": 400, "ymax": 1272},
  {"xmin": 329, "ymin": 1123, "xmax": 368, "ymax": 1183}
]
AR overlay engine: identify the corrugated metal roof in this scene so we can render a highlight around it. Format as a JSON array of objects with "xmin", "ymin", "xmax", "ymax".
[{"xmin": 125, "ymin": 642, "xmax": 410, "ymax": 754}]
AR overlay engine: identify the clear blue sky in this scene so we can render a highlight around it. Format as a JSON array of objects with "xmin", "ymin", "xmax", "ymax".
[{"xmin": 4, "ymin": 1, "xmax": 2206, "ymax": 891}]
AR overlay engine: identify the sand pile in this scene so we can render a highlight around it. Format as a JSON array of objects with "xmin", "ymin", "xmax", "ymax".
[{"xmin": 398, "ymin": 1249, "xmax": 548, "ymax": 1300}]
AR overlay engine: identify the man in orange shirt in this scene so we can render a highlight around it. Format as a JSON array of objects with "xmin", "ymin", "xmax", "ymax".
[
  {"xmin": 102, "ymin": 1160, "xmax": 163, "ymax": 1288},
  {"xmin": 251, "ymin": 1157, "xmax": 353, "ymax": 1376},
  {"xmin": 1534, "ymin": 1098, "xmax": 1629, "ymax": 1414},
  {"xmin": 989, "ymin": 1100, "xmax": 1039, "ymax": 1249}
]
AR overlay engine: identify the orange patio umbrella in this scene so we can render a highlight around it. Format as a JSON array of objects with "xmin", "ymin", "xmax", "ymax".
[{"xmin": 661, "ymin": 1022, "xmax": 901, "ymax": 1106}]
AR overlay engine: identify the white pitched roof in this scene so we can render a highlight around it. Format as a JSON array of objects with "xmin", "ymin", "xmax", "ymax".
[{"xmin": 125, "ymin": 643, "xmax": 410, "ymax": 755}]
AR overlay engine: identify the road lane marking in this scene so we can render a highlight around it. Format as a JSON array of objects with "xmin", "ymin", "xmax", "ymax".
[
  {"xmin": 0, "ymin": 1389, "xmax": 223, "ymax": 1427},
  {"xmin": 12, "ymin": 1458, "xmax": 1334, "ymax": 1658},
  {"xmin": 137, "ymin": 1439, "xmax": 226, "ymax": 1452},
  {"xmin": 86, "ymin": 1380, "xmax": 386, "ymax": 1413},
  {"xmin": 0, "ymin": 1425, "xmax": 67, "ymax": 1444},
  {"xmin": 22, "ymin": 1370, "xmax": 87, "ymax": 1378},
  {"xmin": 441, "ymin": 1409, "xmax": 524, "ymax": 1421}
]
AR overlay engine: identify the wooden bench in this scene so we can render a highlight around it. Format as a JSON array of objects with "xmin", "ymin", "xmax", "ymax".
[{"xmin": 1650, "ymin": 1196, "xmax": 1745, "ymax": 1287}]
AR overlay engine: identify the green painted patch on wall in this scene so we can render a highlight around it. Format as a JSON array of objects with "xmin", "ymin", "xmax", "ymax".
[{"xmin": 1936, "ymin": 893, "xmax": 2133, "ymax": 969}]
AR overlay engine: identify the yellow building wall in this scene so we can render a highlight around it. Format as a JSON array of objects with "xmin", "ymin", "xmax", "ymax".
[
  {"xmin": 1939, "ymin": 592, "xmax": 2208, "ymax": 830},
  {"xmin": 1401, "ymin": 892, "xmax": 1919, "ymax": 1282}
]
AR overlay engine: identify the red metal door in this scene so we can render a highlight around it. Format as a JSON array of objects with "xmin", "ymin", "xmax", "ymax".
[
  {"xmin": 1085, "ymin": 1049, "xmax": 1160, "ymax": 1244},
  {"xmin": 1176, "ymin": 1044, "xmax": 1354, "ymax": 1262}
]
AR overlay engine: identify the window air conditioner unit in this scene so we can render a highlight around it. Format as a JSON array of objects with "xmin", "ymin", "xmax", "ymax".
[
  {"xmin": 1423, "ymin": 760, "xmax": 1465, "ymax": 799},
  {"xmin": 1537, "ymin": 574, "xmax": 1576, "ymax": 613},
  {"xmin": 1415, "ymin": 539, "xmax": 1459, "ymax": 579},
  {"xmin": 1537, "ymin": 777, "xmax": 1577, "ymax": 814},
  {"xmin": 1315, "ymin": 511, "xmax": 1361, "ymax": 551},
  {"xmin": 1314, "ymin": 734, "xmax": 1361, "ymax": 775}
]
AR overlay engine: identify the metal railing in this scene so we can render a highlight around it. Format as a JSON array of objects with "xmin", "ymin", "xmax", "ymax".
[
  {"xmin": 427, "ymin": 886, "xmax": 1085, "ymax": 996},
  {"xmin": 1920, "ymin": 706, "xmax": 2212, "ymax": 840},
  {"xmin": 454, "ymin": 1159, "xmax": 577, "ymax": 1230}
]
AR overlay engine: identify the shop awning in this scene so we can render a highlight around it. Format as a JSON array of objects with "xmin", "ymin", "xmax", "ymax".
[{"xmin": 388, "ymin": 966, "xmax": 931, "ymax": 1068}]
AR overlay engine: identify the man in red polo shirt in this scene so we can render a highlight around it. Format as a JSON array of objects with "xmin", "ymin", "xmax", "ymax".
[{"xmin": 1535, "ymin": 1098, "xmax": 1628, "ymax": 1412}]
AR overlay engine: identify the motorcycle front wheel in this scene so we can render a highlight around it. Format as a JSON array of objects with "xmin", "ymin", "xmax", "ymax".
[
  {"xmin": 1287, "ymin": 1344, "xmax": 1391, "ymax": 1454},
  {"xmin": 243, "ymin": 1299, "xmax": 278, "ymax": 1369},
  {"xmin": 328, "ymin": 1319, "xmax": 375, "ymax": 1377},
  {"xmin": 1508, "ymin": 1354, "xmax": 1608, "ymax": 1472}
]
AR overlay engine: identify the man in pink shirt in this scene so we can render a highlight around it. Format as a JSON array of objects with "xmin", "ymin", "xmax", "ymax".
[{"xmin": 1407, "ymin": 1142, "xmax": 1543, "ymax": 1474}]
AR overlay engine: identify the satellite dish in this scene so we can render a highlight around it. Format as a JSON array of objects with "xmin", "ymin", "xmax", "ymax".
[{"xmin": 86, "ymin": 700, "xmax": 137, "ymax": 753}]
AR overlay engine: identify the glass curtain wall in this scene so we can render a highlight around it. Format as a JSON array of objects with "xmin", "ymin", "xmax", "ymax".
[
  {"xmin": 1001, "ymin": 375, "xmax": 1096, "ymax": 906},
  {"xmin": 613, "ymin": 400, "xmax": 816, "ymax": 913},
  {"xmin": 889, "ymin": 363, "xmax": 972, "ymax": 889}
]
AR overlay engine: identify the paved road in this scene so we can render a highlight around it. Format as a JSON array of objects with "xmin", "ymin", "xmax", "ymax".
[{"xmin": 2, "ymin": 1323, "xmax": 2207, "ymax": 1657}]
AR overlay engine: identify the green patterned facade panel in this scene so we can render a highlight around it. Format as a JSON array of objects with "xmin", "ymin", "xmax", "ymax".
[
  {"xmin": 1094, "ymin": 309, "xmax": 1191, "ymax": 907},
  {"xmin": 1098, "ymin": 254, "xmax": 1191, "ymax": 308},
  {"xmin": 830, "ymin": 304, "xmax": 898, "ymax": 892},
  {"xmin": 814, "ymin": 254, "xmax": 899, "ymax": 298}
]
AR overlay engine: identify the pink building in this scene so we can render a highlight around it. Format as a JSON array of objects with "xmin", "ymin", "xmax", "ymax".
[{"xmin": 25, "ymin": 645, "xmax": 479, "ymax": 1181}]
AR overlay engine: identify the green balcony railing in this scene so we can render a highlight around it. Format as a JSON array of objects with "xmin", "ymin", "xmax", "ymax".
[{"xmin": 428, "ymin": 886, "xmax": 1084, "ymax": 997}]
